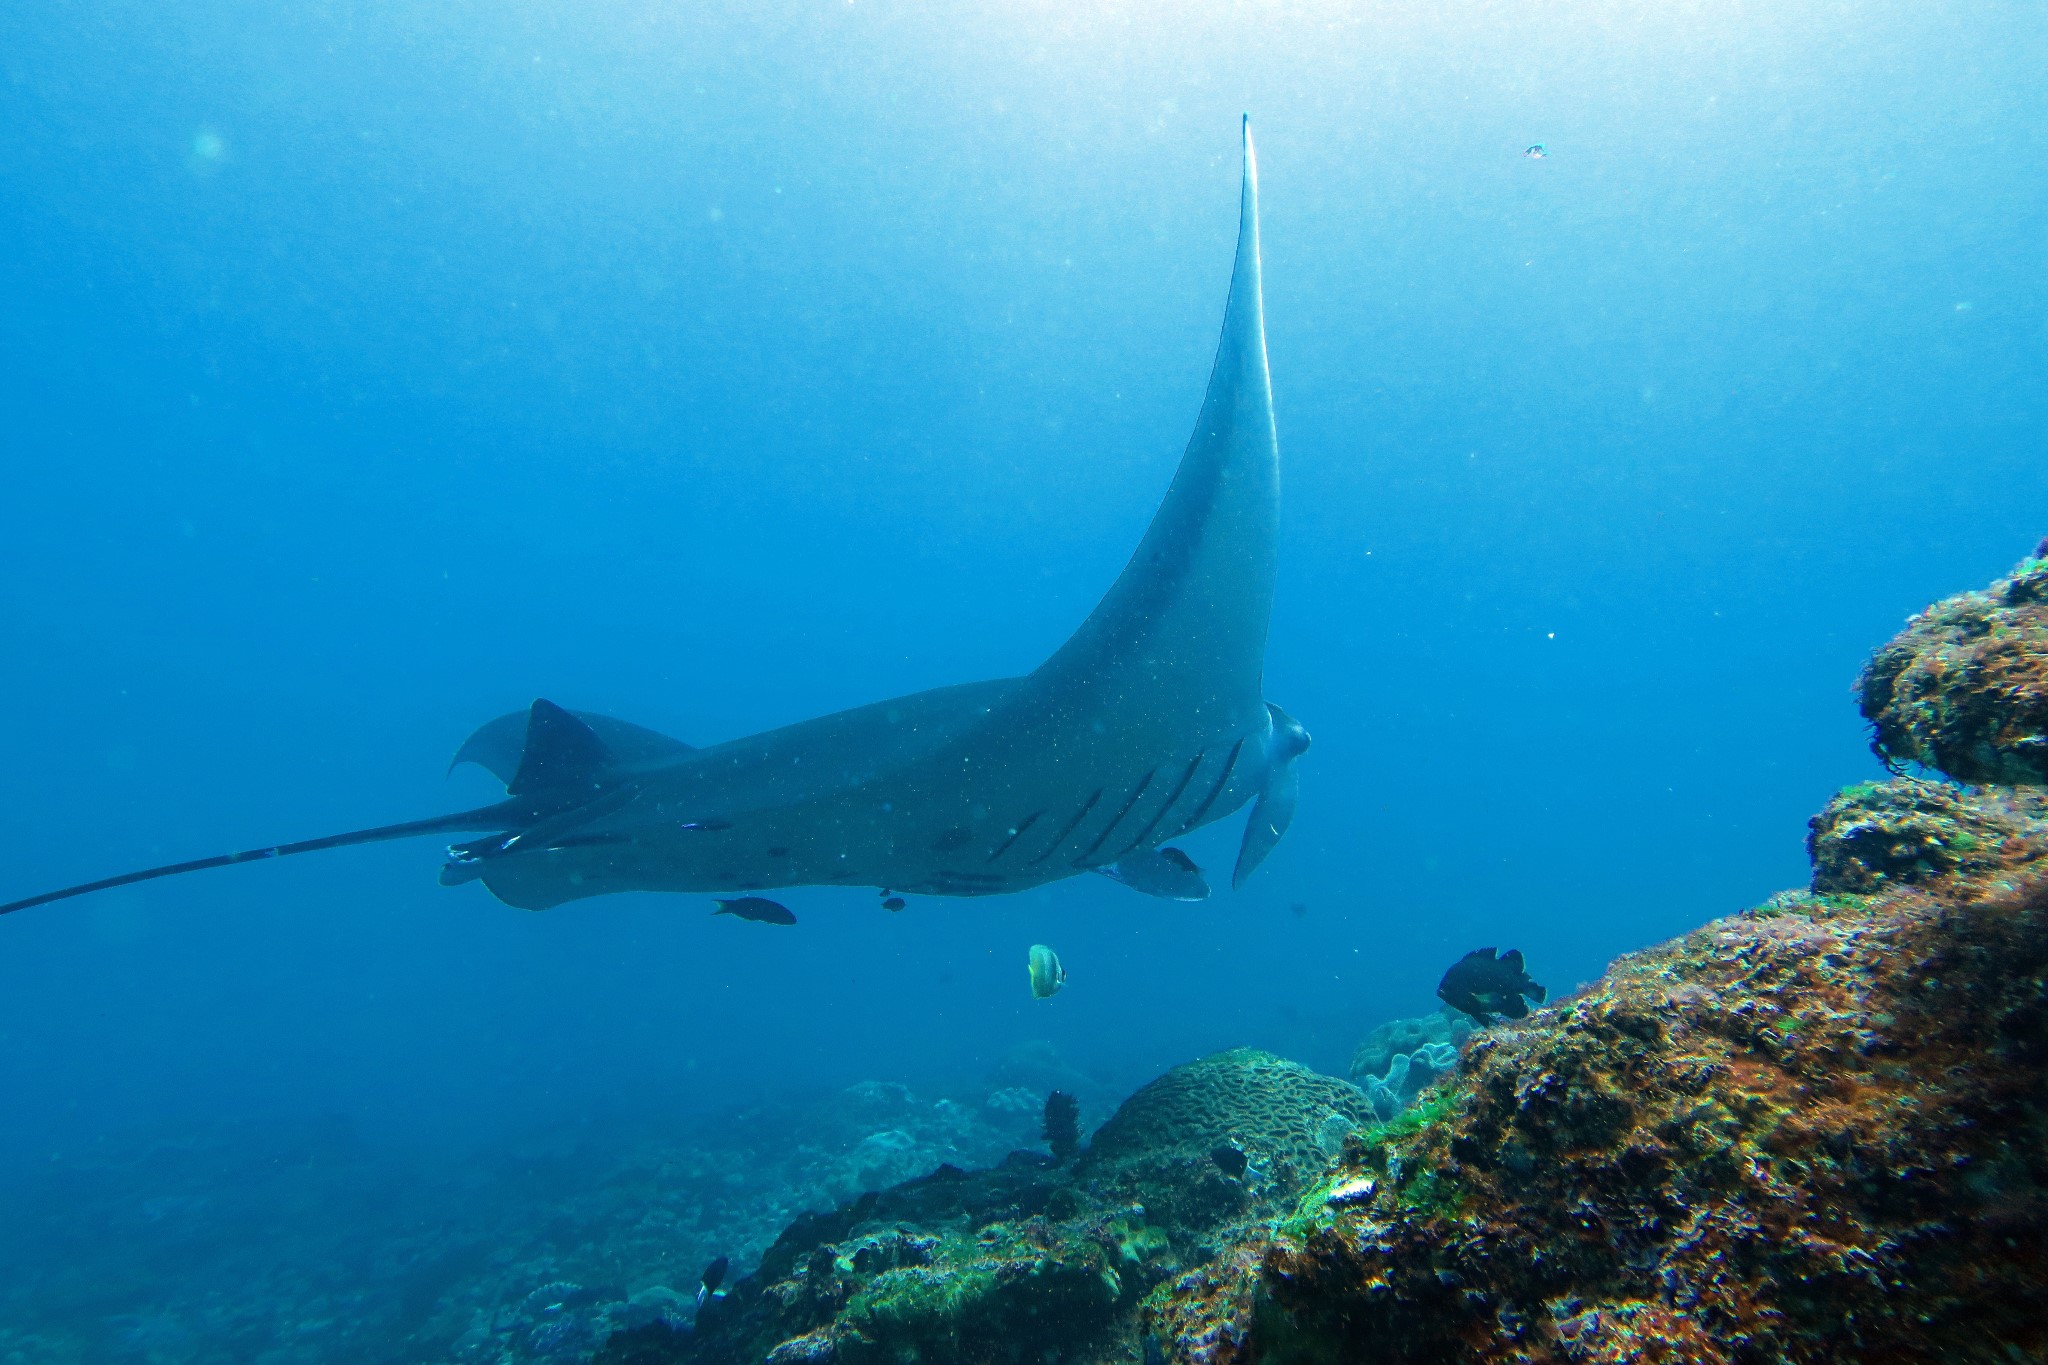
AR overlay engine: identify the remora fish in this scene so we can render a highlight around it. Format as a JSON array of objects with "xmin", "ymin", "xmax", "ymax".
[
  {"xmin": 711, "ymin": 897, "xmax": 796, "ymax": 926},
  {"xmin": 1, "ymin": 121, "xmax": 1306, "ymax": 920}
]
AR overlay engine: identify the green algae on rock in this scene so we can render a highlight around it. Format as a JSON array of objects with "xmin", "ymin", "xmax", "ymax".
[{"xmin": 1859, "ymin": 548, "xmax": 2048, "ymax": 784}]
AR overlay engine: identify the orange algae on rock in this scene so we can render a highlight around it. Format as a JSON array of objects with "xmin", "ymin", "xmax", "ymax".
[{"xmin": 1171, "ymin": 860, "xmax": 2048, "ymax": 1363}]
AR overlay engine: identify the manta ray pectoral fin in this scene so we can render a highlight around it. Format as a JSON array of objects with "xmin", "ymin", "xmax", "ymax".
[
  {"xmin": 1096, "ymin": 846, "xmax": 1210, "ymax": 901},
  {"xmin": 1231, "ymin": 702, "xmax": 1310, "ymax": 890}
]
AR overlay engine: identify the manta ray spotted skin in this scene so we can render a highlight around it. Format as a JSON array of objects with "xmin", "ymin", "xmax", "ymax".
[{"xmin": 0, "ymin": 120, "xmax": 1306, "ymax": 919}]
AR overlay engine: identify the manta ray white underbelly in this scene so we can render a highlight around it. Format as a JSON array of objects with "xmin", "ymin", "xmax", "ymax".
[{"xmin": 0, "ymin": 120, "xmax": 1306, "ymax": 920}]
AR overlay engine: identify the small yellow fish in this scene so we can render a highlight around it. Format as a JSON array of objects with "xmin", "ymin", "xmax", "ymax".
[{"xmin": 1027, "ymin": 944, "xmax": 1067, "ymax": 1000}]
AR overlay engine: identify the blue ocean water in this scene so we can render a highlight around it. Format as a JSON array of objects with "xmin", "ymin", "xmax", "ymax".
[{"xmin": 0, "ymin": 0, "xmax": 2042, "ymax": 1354}]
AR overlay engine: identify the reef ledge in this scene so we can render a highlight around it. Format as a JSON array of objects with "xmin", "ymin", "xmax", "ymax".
[{"xmin": 1183, "ymin": 861, "xmax": 2048, "ymax": 1363}]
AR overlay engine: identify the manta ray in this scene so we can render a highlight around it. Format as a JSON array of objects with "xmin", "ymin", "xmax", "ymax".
[{"xmin": 0, "ymin": 120, "xmax": 1306, "ymax": 919}]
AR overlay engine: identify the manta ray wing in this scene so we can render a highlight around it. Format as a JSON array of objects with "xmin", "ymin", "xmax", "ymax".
[
  {"xmin": 470, "ymin": 680, "xmax": 1023, "ymax": 908},
  {"xmin": 471, "ymin": 121, "xmax": 1289, "ymax": 909},
  {"xmin": 1025, "ymin": 117, "xmax": 1279, "ymax": 751},
  {"xmin": 840, "ymin": 117, "xmax": 1285, "ymax": 893}
]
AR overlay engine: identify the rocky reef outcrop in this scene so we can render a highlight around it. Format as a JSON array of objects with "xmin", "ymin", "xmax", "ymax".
[
  {"xmin": 1859, "ymin": 545, "xmax": 2048, "ymax": 784},
  {"xmin": 1178, "ymin": 855, "xmax": 2048, "ymax": 1363},
  {"xmin": 1807, "ymin": 776, "xmax": 2048, "ymax": 894}
]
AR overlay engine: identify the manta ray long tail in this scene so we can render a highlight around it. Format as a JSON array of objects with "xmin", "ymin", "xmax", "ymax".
[{"xmin": 0, "ymin": 803, "xmax": 517, "ymax": 917}]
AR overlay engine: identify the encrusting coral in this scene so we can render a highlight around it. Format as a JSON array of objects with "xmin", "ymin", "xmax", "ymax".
[
  {"xmin": 1808, "ymin": 776, "xmax": 2047, "ymax": 894},
  {"xmin": 1859, "ymin": 544, "xmax": 2048, "ymax": 784},
  {"xmin": 1172, "ymin": 850, "xmax": 2048, "ymax": 1363}
]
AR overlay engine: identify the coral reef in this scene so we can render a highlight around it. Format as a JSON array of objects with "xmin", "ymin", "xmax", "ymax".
[
  {"xmin": 1859, "ymin": 546, "xmax": 2048, "ymax": 784},
  {"xmin": 1146, "ymin": 554, "xmax": 2048, "ymax": 1365},
  {"xmin": 1348, "ymin": 1010, "xmax": 1473, "ymax": 1121},
  {"xmin": 1346, "ymin": 1010, "xmax": 1473, "ymax": 1085},
  {"xmin": 595, "ymin": 1050, "xmax": 1383, "ymax": 1365},
  {"xmin": 602, "ymin": 1155, "xmax": 1136, "ymax": 1365}
]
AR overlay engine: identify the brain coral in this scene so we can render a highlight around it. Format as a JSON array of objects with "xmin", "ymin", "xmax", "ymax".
[
  {"xmin": 1859, "ymin": 547, "xmax": 2048, "ymax": 784},
  {"xmin": 1080, "ymin": 1048, "xmax": 1373, "ymax": 1191}
]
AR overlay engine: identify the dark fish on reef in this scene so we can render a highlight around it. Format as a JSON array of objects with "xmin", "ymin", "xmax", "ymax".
[
  {"xmin": 1437, "ymin": 946, "xmax": 1547, "ymax": 1024},
  {"xmin": 696, "ymin": 1255, "xmax": 728, "ymax": 1308},
  {"xmin": 711, "ymin": 897, "xmax": 796, "ymax": 926},
  {"xmin": 1042, "ymin": 1090, "xmax": 1081, "ymax": 1164},
  {"xmin": 882, "ymin": 896, "xmax": 906, "ymax": 911},
  {"xmin": 1210, "ymin": 1143, "xmax": 1249, "ymax": 1178}
]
